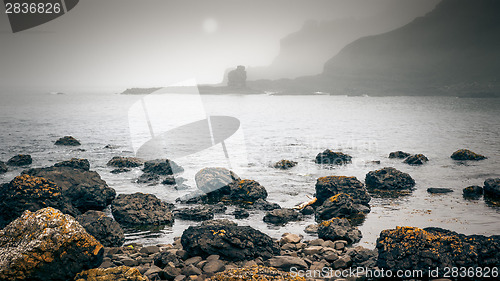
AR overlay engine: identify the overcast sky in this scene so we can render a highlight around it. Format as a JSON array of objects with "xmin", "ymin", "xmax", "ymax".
[{"xmin": 0, "ymin": 0, "xmax": 439, "ymax": 93}]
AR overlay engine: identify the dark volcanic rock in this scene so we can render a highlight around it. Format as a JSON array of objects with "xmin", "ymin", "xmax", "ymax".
[
  {"xmin": 376, "ymin": 226, "xmax": 500, "ymax": 278},
  {"xmin": 263, "ymin": 208, "xmax": 302, "ymax": 225},
  {"xmin": 388, "ymin": 151, "xmax": 410, "ymax": 159},
  {"xmin": 451, "ymin": 149, "xmax": 487, "ymax": 160},
  {"xmin": 143, "ymin": 159, "xmax": 183, "ymax": 175},
  {"xmin": 273, "ymin": 159, "xmax": 298, "ymax": 170},
  {"xmin": 7, "ymin": 154, "xmax": 32, "ymax": 166},
  {"xmin": 252, "ymin": 198, "xmax": 281, "ymax": 210},
  {"xmin": 229, "ymin": 179, "xmax": 268, "ymax": 203},
  {"xmin": 0, "ymin": 161, "xmax": 7, "ymax": 174},
  {"xmin": 111, "ymin": 193, "xmax": 174, "ymax": 227},
  {"xmin": 315, "ymin": 193, "xmax": 361, "ymax": 221},
  {"xmin": 107, "ymin": 156, "xmax": 144, "ymax": 168},
  {"xmin": 76, "ymin": 210, "xmax": 125, "ymax": 247},
  {"xmin": 74, "ymin": 266, "xmax": 148, "ymax": 281},
  {"xmin": 318, "ymin": 218, "xmax": 361, "ymax": 244},
  {"xmin": 181, "ymin": 224, "xmax": 280, "ymax": 261},
  {"xmin": 233, "ymin": 208, "xmax": 250, "ymax": 219},
  {"xmin": 173, "ymin": 206, "xmax": 214, "ymax": 221},
  {"xmin": 315, "ymin": 176, "xmax": 370, "ymax": 206},
  {"xmin": 136, "ymin": 172, "xmax": 160, "ymax": 184},
  {"xmin": 0, "ymin": 207, "xmax": 103, "ymax": 281},
  {"xmin": 365, "ymin": 167, "xmax": 415, "ymax": 192},
  {"xmin": 195, "ymin": 167, "xmax": 240, "ymax": 202},
  {"xmin": 0, "ymin": 175, "xmax": 79, "ymax": 228},
  {"xmin": 484, "ymin": 178, "xmax": 500, "ymax": 198},
  {"xmin": 315, "ymin": 149, "xmax": 352, "ymax": 165},
  {"xmin": 54, "ymin": 136, "xmax": 81, "ymax": 146},
  {"xmin": 427, "ymin": 187, "xmax": 453, "ymax": 194},
  {"xmin": 23, "ymin": 166, "xmax": 116, "ymax": 213},
  {"xmin": 403, "ymin": 154, "xmax": 428, "ymax": 165},
  {"xmin": 463, "ymin": 185, "xmax": 483, "ymax": 199},
  {"xmin": 111, "ymin": 168, "xmax": 131, "ymax": 174},
  {"xmin": 54, "ymin": 158, "xmax": 90, "ymax": 171}
]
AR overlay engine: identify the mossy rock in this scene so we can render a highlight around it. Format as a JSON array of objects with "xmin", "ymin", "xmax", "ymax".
[{"xmin": 74, "ymin": 266, "xmax": 148, "ymax": 281}]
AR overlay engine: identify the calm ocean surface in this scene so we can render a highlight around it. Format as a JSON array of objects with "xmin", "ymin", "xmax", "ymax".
[{"xmin": 1, "ymin": 92, "xmax": 499, "ymax": 247}]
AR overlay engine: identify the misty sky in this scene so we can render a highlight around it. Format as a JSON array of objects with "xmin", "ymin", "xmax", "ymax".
[{"xmin": 0, "ymin": 0, "xmax": 439, "ymax": 93}]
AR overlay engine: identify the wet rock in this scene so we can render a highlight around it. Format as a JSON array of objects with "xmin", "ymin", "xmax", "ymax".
[
  {"xmin": 107, "ymin": 156, "xmax": 144, "ymax": 168},
  {"xmin": 111, "ymin": 168, "xmax": 131, "ymax": 174},
  {"xmin": 210, "ymin": 202, "xmax": 228, "ymax": 213},
  {"xmin": 273, "ymin": 160, "xmax": 298, "ymax": 170},
  {"xmin": 315, "ymin": 176, "xmax": 370, "ymax": 206},
  {"xmin": 159, "ymin": 265, "xmax": 181, "ymax": 280},
  {"xmin": 7, "ymin": 154, "xmax": 32, "ymax": 166},
  {"xmin": 0, "ymin": 207, "xmax": 103, "ymax": 281},
  {"xmin": 451, "ymin": 149, "xmax": 487, "ymax": 160},
  {"xmin": 203, "ymin": 259, "xmax": 225, "ymax": 274},
  {"xmin": 23, "ymin": 166, "xmax": 116, "ymax": 213},
  {"xmin": 162, "ymin": 175, "xmax": 177, "ymax": 185},
  {"xmin": 0, "ymin": 175, "xmax": 78, "ymax": 228},
  {"xmin": 263, "ymin": 208, "xmax": 302, "ymax": 225},
  {"xmin": 317, "ymin": 218, "xmax": 362, "ymax": 244},
  {"xmin": 376, "ymin": 226, "xmax": 500, "ymax": 277},
  {"xmin": 403, "ymin": 154, "xmax": 428, "ymax": 165},
  {"xmin": 201, "ymin": 219, "xmax": 237, "ymax": 228},
  {"xmin": 315, "ymin": 149, "xmax": 352, "ymax": 165},
  {"xmin": 280, "ymin": 233, "xmax": 302, "ymax": 244},
  {"xmin": 233, "ymin": 208, "xmax": 249, "ymax": 219},
  {"xmin": 54, "ymin": 158, "xmax": 90, "ymax": 171},
  {"xmin": 463, "ymin": 185, "xmax": 483, "ymax": 199},
  {"xmin": 74, "ymin": 266, "xmax": 148, "ymax": 281},
  {"xmin": 347, "ymin": 246, "xmax": 378, "ymax": 268},
  {"xmin": 111, "ymin": 193, "xmax": 174, "ymax": 227},
  {"xmin": 484, "ymin": 178, "xmax": 500, "ymax": 198},
  {"xmin": 301, "ymin": 205, "xmax": 314, "ymax": 215},
  {"xmin": 181, "ymin": 225, "xmax": 280, "ymax": 261},
  {"xmin": 267, "ymin": 256, "xmax": 307, "ymax": 271},
  {"xmin": 76, "ymin": 210, "xmax": 125, "ymax": 247},
  {"xmin": 315, "ymin": 193, "xmax": 363, "ymax": 221},
  {"xmin": 305, "ymin": 224, "xmax": 319, "ymax": 234},
  {"xmin": 365, "ymin": 167, "xmax": 415, "ymax": 193},
  {"xmin": 154, "ymin": 251, "xmax": 181, "ymax": 268},
  {"xmin": 143, "ymin": 159, "xmax": 184, "ymax": 175},
  {"xmin": 54, "ymin": 136, "xmax": 81, "ymax": 146},
  {"xmin": 388, "ymin": 151, "xmax": 410, "ymax": 159},
  {"xmin": 136, "ymin": 172, "xmax": 160, "ymax": 184},
  {"xmin": 427, "ymin": 188, "xmax": 453, "ymax": 194},
  {"xmin": 211, "ymin": 265, "xmax": 303, "ymax": 281},
  {"xmin": 0, "ymin": 161, "xmax": 7, "ymax": 173},
  {"xmin": 174, "ymin": 206, "xmax": 214, "ymax": 221},
  {"xmin": 229, "ymin": 179, "xmax": 268, "ymax": 203},
  {"xmin": 252, "ymin": 198, "xmax": 281, "ymax": 210},
  {"xmin": 195, "ymin": 167, "xmax": 240, "ymax": 201}
]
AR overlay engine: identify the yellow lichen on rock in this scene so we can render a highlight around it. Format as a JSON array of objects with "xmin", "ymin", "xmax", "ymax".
[
  {"xmin": 74, "ymin": 266, "xmax": 148, "ymax": 281},
  {"xmin": 211, "ymin": 265, "xmax": 306, "ymax": 281}
]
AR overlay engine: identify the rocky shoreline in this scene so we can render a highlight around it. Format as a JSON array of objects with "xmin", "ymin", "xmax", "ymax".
[{"xmin": 0, "ymin": 139, "xmax": 498, "ymax": 280}]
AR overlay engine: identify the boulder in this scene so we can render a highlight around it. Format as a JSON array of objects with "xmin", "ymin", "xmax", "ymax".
[
  {"xmin": 173, "ymin": 206, "xmax": 214, "ymax": 221},
  {"xmin": 229, "ymin": 179, "xmax": 268, "ymax": 203},
  {"xmin": 54, "ymin": 158, "xmax": 90, "ymax": 171},
  {"xmin": 403, "ymin": 154, "xmax": 428, "ymax": 165},
  {"xmin": 181, "ymin": 225, "xmax": 280, "ymax": 261},
  {"xmin": 315, "ymin": 176, "xmax": 370, "ymax": 206},
  {"xmin": 7, "ymin": 154, "xmax": 32, "ymax": 166},
  {"xmin": 263, "ymin": 208, "xmax": 302, "ymax": 225},
  {"xmin": 273, "ymin": 160, "xmax": 298, "ymax": 170},
  {"xmin": 110, "ymin": 168, "xmax": 131, "ymax": 174},
  {"xmin": 0, "ymin": 175, "xmax": 79, "ymax": 228},
  {"xmin": 365, "ymin": 167, "xmax": 415, "ymax": 192},
  {"xmin": 54, "ymin": 136, "xmax": 81, "ymax": 146},
  {"xmin": 0, "ymin": 207, "xmax": 103, "ymax": 281},
  {"xmin": 427, "ymin": 188, "xmax": 453, "ymax": 194},
  {"xmin": 74, "ymin": 266, "xmax": 148, "ymax": 281},
  {"xmin": 23, "ymin": 166, "xmax": 116, "ymax": 213},
  {"xmin": 388, "ymin": 151, "xmax": 410, "ymax": 159},
  {"xmin": 211, "ymin": 265, "xmax": 304, "ymax": 281},
  {"xmin": 233, "ymin": 208, "xmax": 249, "ymax": 219},
  {"xmin": 76, "ymin": 210, "xmax": 125, "ymax": 247},
  {"xmin": 484, "ymin": 178, "xmax": 500, "ymax": 198},
  {"xmin": 107, "ymin": 156, "xmax": 144, "ymax": 168},
  {"xmin": 111, "ymin": 193, "xmax": 174, "ymax": 227},
  {"xmin": 317, "ymin": 218, "xmax": 362, "ymax": 244},
  {"xmin": 451, "ymin": 149, "xmax": 487, "ymax": 160},
  {"xmin": 201, "ymin": 219, "xmax": 237, "ymax": 228},
  {"xmin": 267, "ymin": 256, "xmax": 308, "ymax": 271},
  {"xmin": 252, "ymin": 198, "xmax": 281, "ymax": 210},
  {"xmin": 143, "ymin": 159, "xmax": 183, "ymax": 175},
  {"xmin": 136, "ymin": 172, "xmax": 160, "ymax": 184},
  {"xmin": 376, "ymin": 226, "xmax": 500, "ymax": 277},
  {"xmin": 194, "ymin": 167, "xmax": 240, "ymax": 202},
  {"xmin": 315, "ymin": 149, "xmax": 352, "ymax": 165},
  {"xmin": 462, "ymin": 185, "xmax": 483, "ymax": 199},
  {"xmin": 0, "ymin": 161, "xmax": 8, "ymax": 173},
  {"xmin": 315, "ymin": 193, "xmax": 362, "ymax": 221}
]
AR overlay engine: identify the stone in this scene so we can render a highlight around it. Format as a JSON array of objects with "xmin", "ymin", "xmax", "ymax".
[
  {"xmin": 252, "ymin": 198, "xmax": 281, "ymax": 210},
  {"xmin": 403, "ymin": 154, "xmax": 429, "ymax": 165},
  {"xmin": 315, "ymin": 176, "xmax": 370, "ymax": 206},
  {"xmin": 233, "ymin": 208, "xmax": 249, "ymax": 219},
  {"xmin": 159, "ymin": 265, "xmax": 181, "ymax": 280},
  {"xmin": 140, "ymin": 245, "xmax": 160, "ymax": 255},
  {"xmin": 54, "ymin": 136, "xmax": 81, "ymax": 146},
  {"xmin": 315, "ymin": 149, "xmax": 352, "ymax": 165},
  {"xmin": 462, "ymin": 185, "xmax": 483, "ymax": 199},
  {"xmin": 280, "ymin": 233, "xmax": 302, "ymax": 244},
  {"xmin": 305, "ymin": 224, "xmax": 319, "ymax": 234},
  {"xmin": 77, "ymin": 210, "xmax": 125, "ymax": 247},
  {"xmin": 182, "ymin": 264, "xmax": 202, "ymax": 276},
  {"xmin": 136, "ymin": 172, "xmax": 160, "ymax": 184},
  {"xmin": 267, "ymin": 256, "xmax": 308, "ymax": 271},
  {"xmin": 302, "ymin": 246, "xmax": 323, "ymax": 256},
  {"xmin": 315, "ymin": 193, "xmax": 360, "ymax": 221},
  {"xmin": 0, "ymin": 207, "xmax": 103, "ymax": 280},
  {"xmin": 111, "ymin": 168, "xmax": 131, "ymax": 174},
  {"xmin": 451, "ymin": 149, "xmax": 486, "ymax": 160},
  {"xmin": 427, "ymin": 188, "xmax": 453, "ymax": 194},
  {"xmin": 144, "ymin": 265, "xmax": 162, "ymax": 277},
  {"xmin": 111, "ymin": 193, "xmax": 174, "ymax": 227},
  {"xmin": 211, "ymin": 265, "xmax": 305, "ymax": 280},
  {"xmin": 107, "ymin": 156, "xmax": 144, "ymax": 168},
  {"xmin": 388, "ymin": 151, "xmax": 410, "ymax": 158},
  {"xmin": 203, "ymin": 260, "xmax": 225, "ymax": 273},
  {"xmin": 181, "ymin": 225, "xmax": 280, "ymax": 261},
  {"xmin": 229, "ymin": 179, "xmax": 268, "ymax": 203},
  {"xmin": 74, "ymin": 266, "xmax": 148, "ymax": 281},
  {"xmin": 143, "ymin": 159, "xmax": 184, "ymax": 175},
  {"xmin": 263, "ymin": 208, "xmax": 302, "ymax": 225},
  {"xmin": 195, "ymin": 167, "xmax": 240, "ymax": 202},
  {"xmin": 317, "ymin": 218, "xmax": 362, "ymax": 244},
  {"xmin": 54, "ymin": 158, "xmax": 90, "ymax": 171},
  {"xmin": 154, "ymin": 251, "xmax": 180, "ymax": 268},
  {"xmin": 484, "ymin": 178, "xmax": 500, "ymax": 198},
  {"xmin": 0, "ymin": 161, "xmax": 7, "ymax": 173},
  {"xmin": 0, "ymin": 175, "xmax": 78, "ymax": 228},
  {"xmin": 273, "ymin": 160, "xmax": 298, "ymax": 170},
  {"xmin": 365, "ymin": 167, "xmax": 415, "ymax": 192},
  {"xmin": 6, "ymin": 154, "xmax": 32, "ymax": 166},
  {"xmin": 174, "ymin": 206, "xmax": 214, "ymax": 221},
  {"xmin": 301, "ymin": 206, "xmax": 314, "ymax": 215}
]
